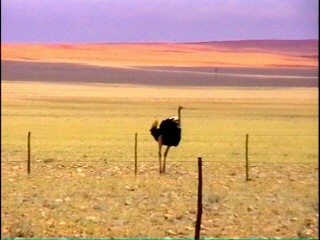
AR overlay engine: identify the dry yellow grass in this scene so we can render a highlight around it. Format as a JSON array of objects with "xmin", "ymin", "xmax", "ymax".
[
  {"xmin": 1, "ymin": 80, "xmax": 318, "ymax": 238},
  {"xmin": 2, "ymin": 81, "xmax": 317, "ymax": 102}
]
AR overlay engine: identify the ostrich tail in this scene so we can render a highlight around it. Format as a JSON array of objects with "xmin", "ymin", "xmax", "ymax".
[
  {"xmin": 150, "ymin": 120, "xmax": 158, "ymax": 130},
  {"xmin": 150, "ymin": 120, "xmax": 160, "ymax": 141}
]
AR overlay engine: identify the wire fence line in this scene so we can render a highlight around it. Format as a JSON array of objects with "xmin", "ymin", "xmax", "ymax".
[
  {"xmin": 1, "ymin": 133, "xmax": 318, "ymax": 168},
  {"xmin": 2, "ymin": 133, "xmax": 317, "ymax": 142},
  {"xmin": 2, "ymin": 150, "xmax": 317, "ymax": 156},
  {"xmin": 1, "ymin": 158, "xmax": 318, "ymax": 165},
  {"xmin": 2, "ymin": 143, "xmax": 318, "ymax": 148},
  {"xmin": 2, "ymin": 133, "xmax": 318, "ymax": 141},
  {"xmin": 3, "ymin": 131, "xmax": 318, "ymax": 136},
  {"xmin": 2, "ymin": 134, "xmax": 317, "ymax": 152},
  {"xmin": 1, "ymin": 156, "xmax": 318, "ymax": 165}
]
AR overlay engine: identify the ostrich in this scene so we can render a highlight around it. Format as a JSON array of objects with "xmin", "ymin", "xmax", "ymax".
[{"xmin": 150, "ymin": 106, "xmax": 183, "ymax": 173}]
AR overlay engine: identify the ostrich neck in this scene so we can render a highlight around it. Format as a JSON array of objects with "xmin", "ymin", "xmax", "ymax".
[{"xmin": 178, "ymin": 108, "xmax": 182, "ymax": 128}]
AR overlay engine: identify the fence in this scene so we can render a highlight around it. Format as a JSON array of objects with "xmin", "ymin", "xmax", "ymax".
[
  {"xmin": 1, "ymin": 132, "xmax": 318, "ymax": 179},
  {"xmin": 2, "ymin": 132, "xmax": 318, "ymax": 238}
]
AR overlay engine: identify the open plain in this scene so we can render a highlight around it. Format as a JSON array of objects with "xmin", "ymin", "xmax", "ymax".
[{"xmin": 1, "ymin": 40, "xmax": 319, "ymax": 238}]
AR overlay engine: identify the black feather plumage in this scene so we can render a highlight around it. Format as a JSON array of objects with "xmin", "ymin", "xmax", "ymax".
[{"xmin": 150, "ymin": 118, "xmax": 181, "ymax": 147}]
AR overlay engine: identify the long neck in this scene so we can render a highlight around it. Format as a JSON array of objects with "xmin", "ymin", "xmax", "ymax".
[{"xmin": 178, "ymin": 107, "xmax": 182, "ymax": 128}]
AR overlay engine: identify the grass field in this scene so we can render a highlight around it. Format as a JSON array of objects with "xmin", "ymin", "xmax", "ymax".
[{"xmin": 1, "ymin": 81, "xmax": 319, "ymax": 238}]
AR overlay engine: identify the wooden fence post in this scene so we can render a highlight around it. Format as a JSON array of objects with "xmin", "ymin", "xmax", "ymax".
[
  {"xmin": 28, "ymin": 131, "xmax": 31, "ymax": 175},
  {"xmin": 246, "ymin": 134, "xmax": 249, "ymax": 181},
  {"xmin": 134, "ymin": 132, "xmax": 137, "ymax": 175},
  {"xmin": 195, "ymin": 157, "xmax": 203, "ymax": 240}
]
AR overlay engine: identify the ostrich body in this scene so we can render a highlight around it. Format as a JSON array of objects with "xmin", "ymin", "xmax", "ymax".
[{"xmin": 150, "ymin": 106, "xmax": 183, "ymax": 173}]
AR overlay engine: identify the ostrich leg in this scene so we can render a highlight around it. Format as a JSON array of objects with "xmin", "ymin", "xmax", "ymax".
[
  {"xmin": 158, "ymin": 136, "xmax": 163, "ymax": 173},
  {"xmin": 163, "ymin": 146, "xmax": 171, "ymax": 173}
]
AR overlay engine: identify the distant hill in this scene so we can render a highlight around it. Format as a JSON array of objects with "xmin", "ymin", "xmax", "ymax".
[
  {"xmin": 1, "ymin": 39, "xmax": 318, "ymax": 87},
  {"xmin": 186, "ymin": 39, "xmax": 318, "ymax": 55},
  {"xmin": 2, "ymin": 60, "xmax": 318, "ymax": 87},
  {"xmin": 1, "ymin": 39, "xmax": 318, "ymax": 68},
  {"xmin": 185, "ymin": 40, "xmax": 318, "ymax": 64}
]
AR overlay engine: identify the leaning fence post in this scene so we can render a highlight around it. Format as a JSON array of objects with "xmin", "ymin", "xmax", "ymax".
[
  {"xmin": 134, "ymin": 132, "xmax": 138, "ymax": 175},
  {"xmin": 27, "ymin": 131, "xmax": 31, "ymax": 175},
  {"xmin": 245, "ymin": 134, "xmax": 249, "ymax": 181},
  {"xmin": 195, "ymin": 157, "xmax": 203, "ymax": 240}
]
